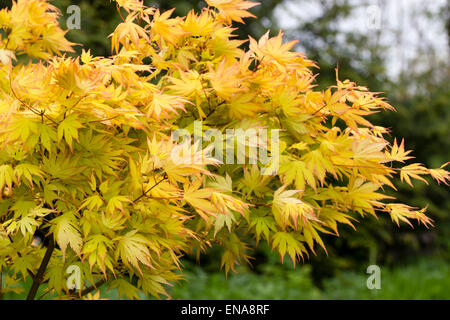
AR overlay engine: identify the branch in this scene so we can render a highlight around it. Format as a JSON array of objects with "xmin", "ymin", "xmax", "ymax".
[
  {"xmin": 132, "ymin": 174, "xmax": 168, "ymax": 203},
  {"xmin": 9, "ymin": 75, "xmax": 58, "ymax": 125},
  {"xmin": 26, "ymin": 235, "xmax": 55, "ymax": 300},
  {"xmin": 66, "ymin": 279, "xmax": 107, "ymax": 300},
  {"xmin": 80, "ymin": 279, "xmax": 107, "ymax": 296},
  {"xmin": 116, "ymin": 4, "xmax": 125, "ymax": 22}
]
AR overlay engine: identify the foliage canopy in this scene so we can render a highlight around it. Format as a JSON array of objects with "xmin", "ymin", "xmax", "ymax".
[{"xmin": 0, "ymin": 0, "xmax": 448, "ymax": 299}]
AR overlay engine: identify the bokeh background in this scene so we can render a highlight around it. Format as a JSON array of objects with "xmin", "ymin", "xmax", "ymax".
[{"xmin": 2, "ymin": 0, "xmax": 449, "ymax": 299}]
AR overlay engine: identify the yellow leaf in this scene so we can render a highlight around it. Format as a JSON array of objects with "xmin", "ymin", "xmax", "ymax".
[
  {"xmin": 51, "ymin": 212, "xmax": 83, "ymax": 259},
  {"xmin": 57, "ymin": 114, "xmax": 84, "ymax": 149}
]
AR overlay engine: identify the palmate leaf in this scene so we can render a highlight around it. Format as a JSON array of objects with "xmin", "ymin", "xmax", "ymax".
[
  {"xmin": 183, "ymin": 182, "xmax": 217, "ymax": 220},
  {"xmin": 272, "ymin": 231, "xmax": 307, "ymax": 265},
  {"xmin": 302, "ymin": 224, "xmax": 327, "ymax": 255},
  {"xmin": 45, "ymin": 259, "xmax": 67, "ymax": 294},
  {"xmin": 214, "ymin": 213, "xmax": 236, "ymax": 236},
  {"xmin": 150, "ymin": 8, "xmax": 186, "ymax": 46},
  {"xmin": 42, "ymin": 154, "xmax": 85, "ymax": 181},
  {"xmin": 238, "ymin": 165, "xmax": 272, "ymax": 197},
  {"xmin": 38, "ymin": 123, "xmax": 57, "ymax": 153},
  {"xmin": 13, "ymin": 215, "xmax": 38, "ymax": 236},
  {"xmin": 319, "ymin": 207, "xmax": 357, "ymax": 235},
  {"xmin": 386, "ymin": 138, "xmax": 414, "ymax": 163},
  {"xmin": 144, "ymin": 92, "xmax": 187, "ymax": 121},
  {"xmin": 272, "ymin": 185, "xmax": 319, "ymax": 229},
  {"xmin": 115, "ymin": 230, "xmax": 152, "ymax": 273},
  {"xmin": 106, "ymin": 195, "xmax": 131, "ymax": 214},
  {"xmin": 138, "ymin": 272, "xmax": 175, "ymax": 299},
  {"xmin": 109, "ymin": 278, "xmax": 141, "ymax": 300},
  {"xmin": 10, "ymin": 200, "xmax": 36, "ymax": 219},
  {"xmin": 248, "ymin": 212, "xmax": 276, "ymax": 243},
  {"xmin": 110, "ymin": 13, "xmax": 149, "ymax": 53},
  {"xmin": 51, "ymin": 211, "xmax": 83, "ymax": 259},
  {"xmin": 79, "ymin": 195, "xmax": 104, "ymax": 212},
  {"xmin": 220, "ymin": 233, "xmax": 251, "ymax": 276},
  {"xmin": 12, "ymin": 254, "xmax": 39, "ymax": 279},
  {"xmin": 82, "ymin": 234, "xmax": 115, "ymax": 276},
  {"xmin": 0, "ymin": 164, "xmax": 14, "ymax": 191},
  {"xmin": 429, "ymin": 163, "xmax": 450, "ymax": 185},
  {"xmin": 206, "ymin": 0, "xmax": 259, "ymax": 24},
  {"xmin": 8, "ymin": 118, "xmax": 39, "ymax": 145},
  {"xmin": 57, "ymin": 114, "xmax": 84, "ymax": 149},
  {"xmin": 386, "ymin": 203, "xmax": 433, "ymax": 228},
  {"xmin": 168, "ymin": 70, "xmax": 204, "ymax": 98},
  {"xmin": 279, "ymin": 159, "xmax": 315, "ymax": 194},
  {"xmin": 400, "ymin": 163, "xmax": 429, "ymax": 187},
  {"xmin": 14, "ymin": 163, "xmax": 44, "ymax": 186}
]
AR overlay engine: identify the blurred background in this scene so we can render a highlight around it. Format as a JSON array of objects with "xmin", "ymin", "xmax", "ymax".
[{"xmin": 2, "ymin": 0, "xmax": 449, "ymax": 299}]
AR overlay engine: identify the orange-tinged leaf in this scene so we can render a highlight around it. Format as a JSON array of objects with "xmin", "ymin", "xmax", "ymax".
[
  {"xmin": 206, "ymin": 0, "xmax": 259, "ymax": 24},
  {"xmin": 386, "ymin": 138, "xmax": 414, "ymax": 163}
]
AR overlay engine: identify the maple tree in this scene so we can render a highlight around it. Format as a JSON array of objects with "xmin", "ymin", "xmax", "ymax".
[{"xmin": 0, "ymin": 0, "xmax": 449, "ymax": 300}]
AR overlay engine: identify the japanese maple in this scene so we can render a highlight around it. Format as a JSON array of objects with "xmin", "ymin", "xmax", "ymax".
[{"xmin": 0, "ymin": 0, "xmax": 448, "ymax": 300}]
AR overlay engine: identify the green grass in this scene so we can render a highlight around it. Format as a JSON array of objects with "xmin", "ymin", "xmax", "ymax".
[
  {"xmin": 168, "ymin": 263, "xmax": 321, "ymax": 300},
  {"xmin": 2, "ymin": 258, "xmax": 449, "ymax": 300},
  {"xmin": 322, "ymin": 259, "xmax": 450, "ymax": 300}
]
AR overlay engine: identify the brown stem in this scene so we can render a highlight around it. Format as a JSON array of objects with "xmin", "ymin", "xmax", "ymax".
[
  {"xmin": 9, "ymin": 75, "xmax": 58, "ymax": 125},
  {"xmin": 116, "ymin": 5, "xmax": 125, "ymax": 22},
  {"xmin": 36, "ymin": 288, "xmax": 51, "ymax": 300},
  {"xmin": 132, "ymin": 174, "xmax": 168, "ymax": 203},
  {"xmin": 80, "ymin": 279, "xmax": 106, "ymax": 296},
  {"xmin": 66, "ymin": 279, "xmax": 107, "ymax": 299},
  {"xmin": 26, "ymin": 235, "xmax": 55, "ymax": 300}
]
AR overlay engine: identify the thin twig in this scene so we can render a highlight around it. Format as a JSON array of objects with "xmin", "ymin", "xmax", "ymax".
[
  {"xmin": 66, "ymin": 279, "xmax": 107, "ymax": 299},
  {"xmin": 80, "ymin": 279, "xmax": 107, "ymax": 296},
  {"xmin": 116, "ymin": 4, "xmax": 125, "ymax": 22},
  {"xmin": 312, "ymin": 104, "xmax": 328, "ymax": 116},
  {"xmin": 9, "ymin": 76, "xmax": 58, "ymax": 125},
  {"xmin": 132, "ymin": 174, "xmax": 168, "ymax": 203},
  {"xmin": 205, "ymin": 101, "xmax": 225, "ymax": 118},
  {"xmin": 37, "ymin": 288, "xmax": 52, "ymax": 300}
]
